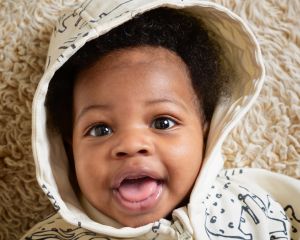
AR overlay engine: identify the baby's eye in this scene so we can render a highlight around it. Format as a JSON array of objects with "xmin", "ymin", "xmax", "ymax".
[
  {"xmin": 87, "ymin": 124, "xmax": 112, "ymax": 137},
  {"xmin": 151, "ymin": 117, "xmax": 177, "ymax": 130}
]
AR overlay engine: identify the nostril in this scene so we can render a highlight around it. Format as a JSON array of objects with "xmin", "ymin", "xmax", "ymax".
[
  {"xmin": 115, "ymin": 149, "xmax": 148, "ymax": 158},
  {"xmin": 116, "ymin": 152, "xmax": 127, "ymax": 157},
  {"xmin": 138, "ymin": 149, "xmax": 148, "ymax": 154}
]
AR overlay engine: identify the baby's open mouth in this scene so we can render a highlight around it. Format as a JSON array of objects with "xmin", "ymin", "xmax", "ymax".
[
  {"xmin": 113, "ymin": 175, "xmax": 164, "ymax": 212},
  {"xmin": 119, "ymin": 176, "xmax": 162, "ymax": 202}
]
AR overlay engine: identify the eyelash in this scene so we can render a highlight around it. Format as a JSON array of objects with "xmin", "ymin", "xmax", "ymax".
[{"xmin": 85, "ymin": 116, "xmax": 178, "ymax": 137}]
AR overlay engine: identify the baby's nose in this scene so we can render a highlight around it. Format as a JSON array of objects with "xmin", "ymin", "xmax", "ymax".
[{"xmin": 111, "ymin": 130, "xmax": 153, "ymax": 159}]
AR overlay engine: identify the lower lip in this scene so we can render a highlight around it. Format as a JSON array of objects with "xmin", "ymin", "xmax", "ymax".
[{"xmin": 113, "ymin": 182, "xmax": 163, "ymax": 213}]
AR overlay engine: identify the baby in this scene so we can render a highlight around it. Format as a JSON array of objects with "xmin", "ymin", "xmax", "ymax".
[
  {"xmin": 22, "ymin": 1, "xmax": 300, "ymax": 239},
  {"xmin": 45, "ymin": 7, "xmax": 227, "ymax": 228}
]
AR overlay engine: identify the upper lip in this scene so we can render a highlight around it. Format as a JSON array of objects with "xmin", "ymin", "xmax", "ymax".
[{"xmin": 111, "ymin": 166, "xmax": 163, "ymax": 189}]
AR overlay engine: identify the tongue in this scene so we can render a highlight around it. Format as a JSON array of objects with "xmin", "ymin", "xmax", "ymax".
[{"xmin": 118, "ymin": 177, "xmax": 158, "ymax": 202}]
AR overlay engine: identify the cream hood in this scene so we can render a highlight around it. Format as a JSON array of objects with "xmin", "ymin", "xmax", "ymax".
[{"xmin": 32, "ymin": 0, "xmax": 265, "ymax": 238}]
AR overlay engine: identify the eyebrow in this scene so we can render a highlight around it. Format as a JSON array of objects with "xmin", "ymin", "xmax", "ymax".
[
  {"xmin": 75, "ymin": 104, "xmax": 111, "ymax": 124},
  {"xmin": 75, "ymin": 97, "xmax": 189, "ymax": 123},
  {"xmin": 144, "ymin": 98, "xmax": 189, "ymax": 112}
]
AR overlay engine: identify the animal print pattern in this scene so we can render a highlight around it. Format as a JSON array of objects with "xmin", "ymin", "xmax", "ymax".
[{"xmin": 203, "ymin": 169, "xmax": 299, "ymax": 239}]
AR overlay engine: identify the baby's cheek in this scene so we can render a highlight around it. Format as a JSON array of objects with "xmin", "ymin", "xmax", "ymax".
[{"xmin": 166, "ymin": 150, "xmax": 201, "ymax": 192}]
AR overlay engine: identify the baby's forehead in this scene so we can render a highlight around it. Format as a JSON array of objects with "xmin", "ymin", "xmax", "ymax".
[
  {"xmin": 74, "ymin": 46, "xmax": 197, "ymax": 107},
  {"xmin": 94, "ymin": 46, "xmax": 188, "ymax": 73}
]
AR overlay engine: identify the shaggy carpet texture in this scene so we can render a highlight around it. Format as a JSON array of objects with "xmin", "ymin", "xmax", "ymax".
[{"xmin": 0, "ymin": 0, "xmax": 299, "ymax": 239}]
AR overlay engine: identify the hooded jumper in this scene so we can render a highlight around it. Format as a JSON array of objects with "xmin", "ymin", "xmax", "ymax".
[{"xmin": 22, "ymin": 0, "xmax": 300, "ymax": 239}]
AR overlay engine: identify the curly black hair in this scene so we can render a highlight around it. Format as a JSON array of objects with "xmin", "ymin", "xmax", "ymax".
[{"xmin": 46, "ymin": 7, "xmax": 230, "ymax": 141}]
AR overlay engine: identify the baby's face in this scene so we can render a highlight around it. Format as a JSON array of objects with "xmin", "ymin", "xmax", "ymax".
[{"xmin": 72, "ymin": 46, "xmax": 205, "ymax": 227}]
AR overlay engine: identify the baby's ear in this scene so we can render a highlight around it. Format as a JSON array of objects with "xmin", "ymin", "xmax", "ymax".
[
  {"xmin": 63, "ymin": 137, "xmax": 74, "ymax": 163},
  {"xmin": 63, "ymin": 139, "xmax": 73, "ymax": 157},
  {"xmin": 64, "ymin": 135, "xmax": 73, "ymax": 146},
  {"xmin": 63, "ymin": 139, "xmax": 80, "ymax": 194},
  {"xmin": 203, "ymin": 121, "xmax": 210, "ymax": 141}
]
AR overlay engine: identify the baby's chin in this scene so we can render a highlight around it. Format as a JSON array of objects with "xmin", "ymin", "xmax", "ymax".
[{"xmin": 112, "ymin": 210, "xmax": 171, "ymax": 228}]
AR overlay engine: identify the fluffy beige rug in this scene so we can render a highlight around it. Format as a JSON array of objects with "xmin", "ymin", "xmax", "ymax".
[{"xmin": 0, "ymin": 0, "xmax": 299, "ymax": 239}]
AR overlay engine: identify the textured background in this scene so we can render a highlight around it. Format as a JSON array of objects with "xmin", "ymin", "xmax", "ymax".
[{"xmin": 0, "ymin": 0, "xmax": 299, "ymax": 239}]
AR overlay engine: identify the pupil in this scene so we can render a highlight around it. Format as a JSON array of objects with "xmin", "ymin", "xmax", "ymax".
[
  {"xmin": 96, "ymin": 125, "xmax": 109, "ymax": 135},
  {"xmin": 157, "ymin": 119, "xmax": 169, "ymax": 129}
]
